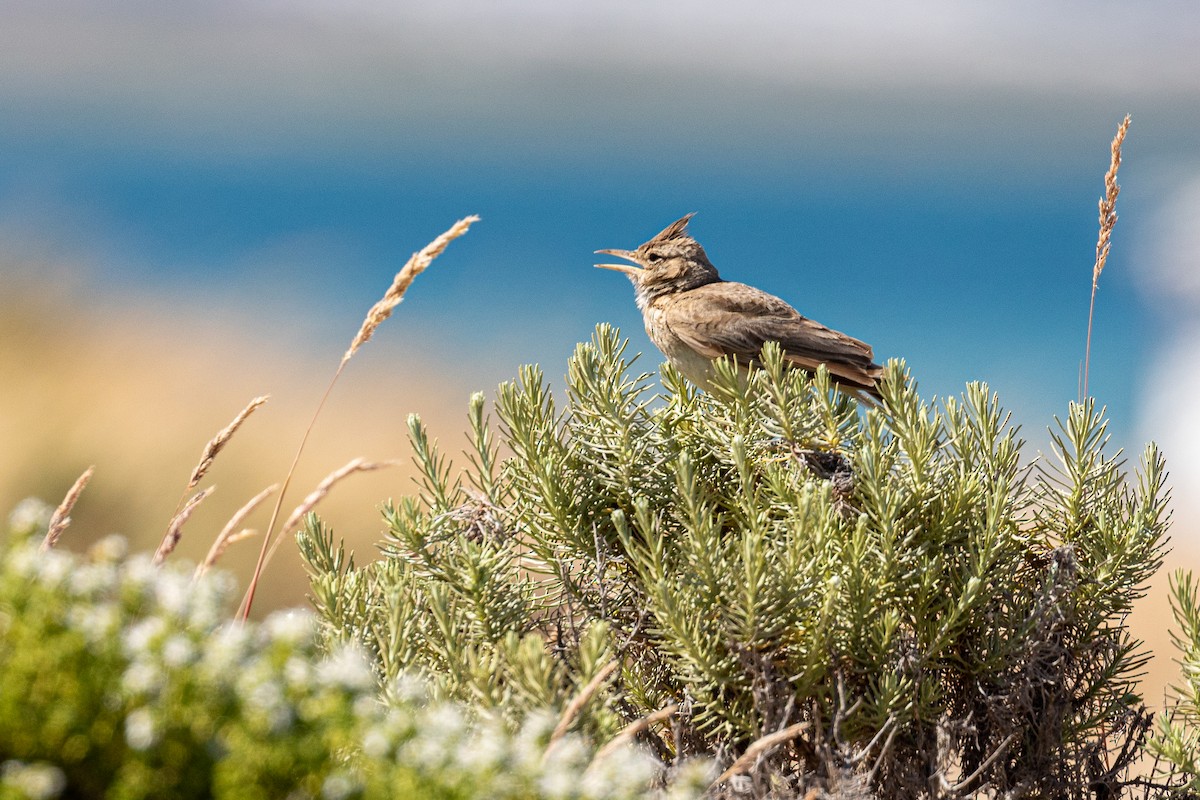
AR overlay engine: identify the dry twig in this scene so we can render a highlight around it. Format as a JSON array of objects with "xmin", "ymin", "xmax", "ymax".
[
  {"xmin": 590, "ymin": 704, "xmax": 678, "ymax": 764},
  {"xmin": 547, "ymin": 659, "xmax": 622, "ymax": 752},
  {"xmin": 711, "ymin": 721, "xmax": 812, "ymax": 787},
  {"xmin": 946, "ymin": 731, "xmax": 1020, "ymax": 793}
]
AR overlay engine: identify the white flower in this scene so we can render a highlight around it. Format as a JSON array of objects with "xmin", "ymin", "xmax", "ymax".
[
  {"xmin": 262, "ymin": 610, "xmax": 315, "ymax": 646},
  {"xmin": 153, "ymin": 570, "xmax": 193, "ymax": 619},
  {"xmin": 542, "ymin": 735, "xmax": 589, "ymax": 774},
  {"xmin": 385, "ymin": 672, "xmax": 430, "ymax": 706},
  {"xmin": 403, "ymin": 704, "xmax": 468, "ymax": 767},
  {"xmin": 244, "ymin": 678, "xmax": 293, "ymax": 733},
  {"xmin": 352, "ymin": 694, "xmax": 379, "ymax": 722},
  {"xmin": 162, "ymin": 634, "xmax": 196, "ymax": 668},
  {"xmin": 87, "ymin": 534, "xmax": 129, "ymax": 564},
  {"xmin": 125, "ymin": 708, "xmax": 159, "ymax": 751},
  {"xmin": 122, "ymin": 660, "xmax": 164, "ymax": 696},
  {"xmin": 69, "ymin": 562, "xmax": 118, "ymax": 598},
  {"xmin": 122, "ymin": 617, "xmax": 166, "ymax": 657},
  {"xmin": 284, "ymin": 655, "xmax": 312, "ymax": 688},
  {"xmin": 512, "ymin": 710, "xmax": 557, "ymax": 771},
  {"xmin": 0, "ymin": 759, "xmax": 66, "ymax": 800},
  {"xmin": 321, "ymin": 771, "xmax": 359, "ymax": 800},
  {"xmin": 182, "ymin": 571, "xmax": 234, "ymax": 631},
  {"xmin": 315, "ymin": 645, "xmax": 375, "ymax": 693},
  {"xmin": 366, "ymin": 707, "xmax": 418, "ymax": 755},
  {"xmin": 361, "ymin": 726, "xmax": 392, "ymax": 760},
  {"xmin": 538, "ymin": 753, "xmax": 580, "ymax": 799},
  {"xmin": 455, "ymin": 723, "xmax": 509, "ymax": 773},
  {"xmin": 66, "ymin": 603, "xmax": 120, "ymax": 645},
  {"xmin": 580, "ymin": 744, "xmax": 660, "ymax": 798},
  {"xmin": 4, "ymin": 545, "xmax": 38, "ymax": 580},
  {"xmin": 33, "ymin": 551, "xmax": 72, "ymax": 587},
  {"xmin": 8, "ymin": 498, "xmax": 51, "ymax": 535},
  {"xmin": 203, "ymin": 624, "xmax": 252, "ymax": 674},
  {"xmin": 122, "ymin": 556, "xmax": 159, "ymax": 594}
]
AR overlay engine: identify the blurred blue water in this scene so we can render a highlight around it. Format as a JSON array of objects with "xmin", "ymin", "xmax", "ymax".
[{"xmin": 0, "ymin": 134, "xmax": 1145, "ymax": 449}]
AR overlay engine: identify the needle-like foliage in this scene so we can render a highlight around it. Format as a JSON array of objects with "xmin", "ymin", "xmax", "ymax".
[
  {"xmin": 301, "ymin": 324, "xmax": 1172, "ymax": 799},
  {"xmin": 1150, "ymin": 571, "xmax": 1200, "ymax": 794}
]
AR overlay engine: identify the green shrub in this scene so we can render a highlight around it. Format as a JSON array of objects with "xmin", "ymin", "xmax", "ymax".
[
  {"xmin": 3, "ymin": 324, "xmax": 1188, "ymax": 799},
  {"xmin": 1150, "ymin": 570, "xmax": 1200, "ymax": 793},
  {"xmin": 301, "ymin": 324, "xmax": 1173, "ymax": 798}
]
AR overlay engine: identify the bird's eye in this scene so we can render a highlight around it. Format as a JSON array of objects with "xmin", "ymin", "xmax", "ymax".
[{"xmin": 646, "ymin": 253, "xmax": 663, "ymax": 263}]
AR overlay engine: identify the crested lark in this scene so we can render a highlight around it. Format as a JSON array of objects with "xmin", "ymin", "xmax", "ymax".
[{"xmin": 596, "ymin": 214, "xmax": 884, "ymax": 401}]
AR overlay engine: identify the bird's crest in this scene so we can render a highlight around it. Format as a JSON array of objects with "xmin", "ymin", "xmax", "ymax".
[{"xmin": 648, "ymin": 213, "xmax": 697, "ymax": 244}]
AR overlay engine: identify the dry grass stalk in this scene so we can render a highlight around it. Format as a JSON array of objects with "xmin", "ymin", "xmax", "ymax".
[
  {"xmin": 173, "ymin": 396, "xmax": 268, "ymax": 519},
  {"xmin": 278, "ymin": 458, "xmax": 392, "ymax": 541},
  {"xmin": 188, "ymin": 396, "xmax": 269, "ymax": 490},
  {"xmin": 590, "ymin": 703, "xmax": 678, "ymax": 764},
  {"xmin": 40, "ymin": 465, "xmax": 95, "ymax": 551},
  {"xmin": 1083, "ymin": 114, "xmax": 1130, "ymax": 399},
  {"xmin": 241, "ymin": 215, "xmax": 478, "ymax": 621},
  {"xmin": 154, "ymin": 486, "xmax": 215, "ymax": 566},
  {"xmin": 246, "ymin": 459, "xmax": 396, "ymax": 602},
  {"xmin": 547, "ymin": 658, "xmax": 621, "ymax": 752},
  {"xmin": 198, "ymin": 529, "xmax": 256, "ymax": 575},
  {"xmin": 711, "ymin": 721, "xmax": 812, "ymax": 787},
  {"xmin": 194, "ymin": 483, "xmax": 277, "ymax": 580},
  {"xmin": 343, "ymin": 215, "xmax": 480, "ymax": 365}
]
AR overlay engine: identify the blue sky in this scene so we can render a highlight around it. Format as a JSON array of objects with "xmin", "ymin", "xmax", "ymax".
[{"xmin": 3, "ymin": 1, "xmax": 1200, "ymax": 493}]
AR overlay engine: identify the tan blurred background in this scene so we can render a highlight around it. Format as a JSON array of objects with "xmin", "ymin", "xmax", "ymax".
[{"xmin": 0, "ymin": 264, "xmax": 473, "ymax": 612}]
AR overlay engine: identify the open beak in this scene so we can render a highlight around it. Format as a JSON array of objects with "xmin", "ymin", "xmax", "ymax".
[{"xmin": 594, "ymin": 249, "xmax": 642, "ymax": 275}]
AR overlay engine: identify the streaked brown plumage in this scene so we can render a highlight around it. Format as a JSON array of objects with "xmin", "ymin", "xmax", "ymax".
[{"xmin": 595, "ymin": 214, "xmax": 884, "ymax": 401}]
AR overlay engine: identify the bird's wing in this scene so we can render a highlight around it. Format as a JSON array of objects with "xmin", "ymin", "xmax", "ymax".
[{"xmin": 661, "ymin": 282, "xmax": 884, "ymax": 390}]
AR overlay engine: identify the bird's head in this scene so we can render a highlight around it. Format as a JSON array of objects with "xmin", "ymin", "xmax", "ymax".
[{"xmin": 595, "ymin": 214, "xmax": 721, "ymax": 306}]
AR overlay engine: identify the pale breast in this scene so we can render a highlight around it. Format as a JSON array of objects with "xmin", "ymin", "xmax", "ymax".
[{"xmin": 643, "ymin": 304, "xmax": 720, "ymax": 388}]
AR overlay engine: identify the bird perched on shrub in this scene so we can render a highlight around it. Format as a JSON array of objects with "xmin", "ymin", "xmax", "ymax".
[{"xmin": 596, "ymin": 214, "xmax": 884, "ymax": 401}]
